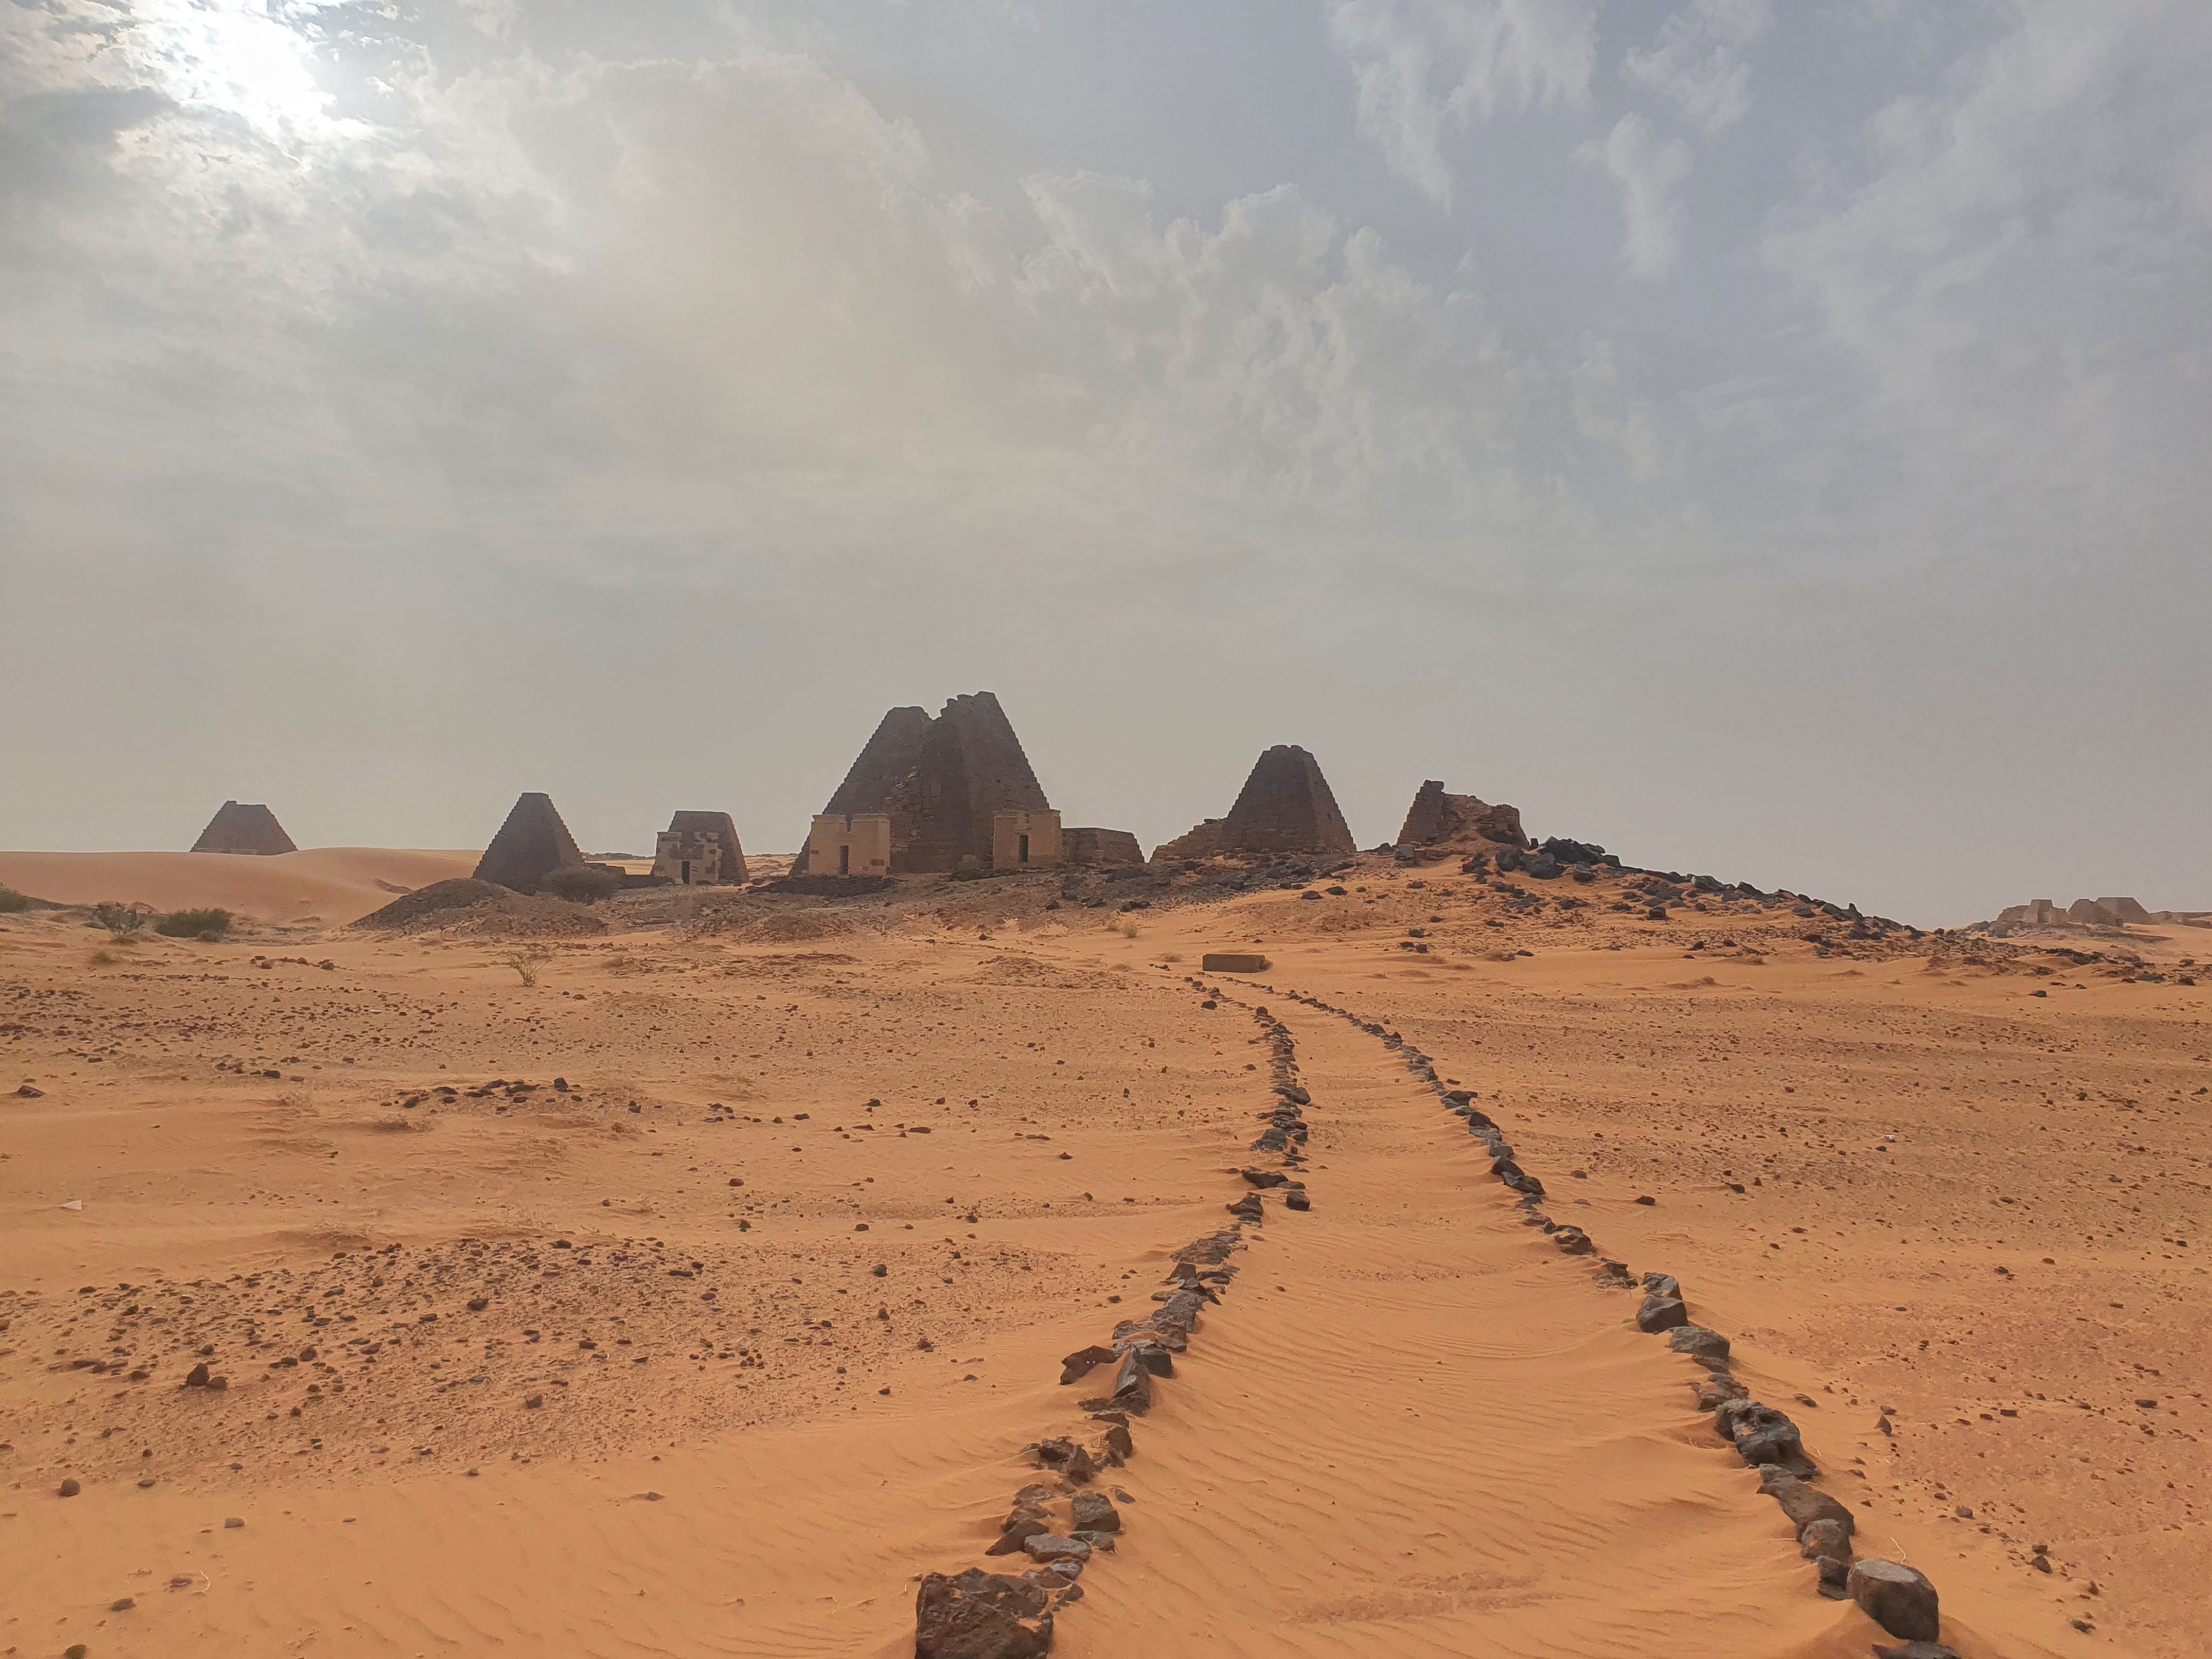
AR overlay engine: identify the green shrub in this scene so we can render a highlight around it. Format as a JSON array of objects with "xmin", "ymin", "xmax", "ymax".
[
  {"xmin": 91, "ymin": 902, "xmax": 148, "ymax": 938},
  {"xmin": 543, "ymin": 865, "xmax": 620, "ymax": 904},
  {"xmin": 0, "ymin": 887, "xmax": 30, "ymax": 914},
  {"xmin": 155, "ymin": 907, "xmax": 231, "ymax": 940}
]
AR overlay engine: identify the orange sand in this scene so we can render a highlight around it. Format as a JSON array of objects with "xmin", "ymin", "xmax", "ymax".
[{"xmin": 2, "ymin": 852, "xmax": 2204, "ymax": 1657}]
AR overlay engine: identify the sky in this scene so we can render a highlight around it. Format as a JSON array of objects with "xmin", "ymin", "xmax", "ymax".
[{"xmin": 2, "ymin": 0, "xmax": 2208, "ymax": 926}]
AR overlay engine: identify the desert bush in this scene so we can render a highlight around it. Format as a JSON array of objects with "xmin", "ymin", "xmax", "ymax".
[
  {"xmin": 91, "ymin": 902, "xmax": 148, "ymax": 938},
  {"xmin": 1117, "ymin": 918, "xmax": 1143, "ymax": 939},
  {"xmin": 544, "ymin": 866, "xmax": 621, "ymax": 904},
  {"xmin": 156, "ymin": 907, "xmax": 231, "ymax": 940},
  {"xmin": 501, "ymin": 945, "xmax": 551, "ymax": 986},
  {"xmin": 0, "ymin": 886, "xmax": 29, "ymax": 913}
]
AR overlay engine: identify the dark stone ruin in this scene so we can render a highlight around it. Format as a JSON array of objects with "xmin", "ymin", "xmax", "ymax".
[
  {"xmin": 473, "ymin": 792, "xmax": 586, "ymax": 893},
  {"xmin": 1150, "ymin": 744, "xmax": 1356, "ymax": 862},
  {"xmin": 1061, "ymin": 827, "xmax": 1143, "ymax": 867},
  {"xmin": 794, "ymin": 692, "xmax": 1054, "ymax": 874},
  {"xmin": 1393, "ymin": 780, "xmax": 1529, "ymax": 854},
  {"xmin": 190, "ymin": 801, "xmax": 296, "ymax": 856}
]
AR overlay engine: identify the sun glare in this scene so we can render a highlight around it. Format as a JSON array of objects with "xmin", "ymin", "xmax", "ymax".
[{"xmin": 136, "ymin": 0, "xmax": 347, "ymax": 141}]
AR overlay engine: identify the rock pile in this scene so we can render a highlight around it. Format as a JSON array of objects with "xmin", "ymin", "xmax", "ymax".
[
  {"xmin": 190, "ymin": 801, "xmax": 296, "ymax": 856},
  {"xmin": 1151, "ymin": 745, "xmax": 1355, "ymax": 862}
]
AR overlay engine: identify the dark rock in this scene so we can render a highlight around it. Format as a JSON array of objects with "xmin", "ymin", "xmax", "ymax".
[
  {"xmin": 1668, "ymin": 1324, "xmax": 1731, "ymax": 1365},
  {"xmin": 1637, "ymin": 1295, "xmax": 1689, "ymax": 1333},
  {"xmin": 1108, "ymin": 1350, "xmax": 1153, "ymax": 1414},
  {"xmin": 1759, "ymin": 1470, "xmax": 1853, "ymax": 1538},
  {"xmin": 1724, "ymin": 1402, "xmax": 1816, "ymax": 1474},
  {"xmin": 1641, "ymin": 1272, "xmax": 1680, "ymax": 1297},
  {"xmin": 1551, "ymin": 1227, "xmax": 1593, "ymax": 1254},
  {"xmin": 1849, "ymin": 1560, "xmax": 1940, "ymax": 1642},
  {"xmin": 1692, "ymin": 1373, "xmax": 1748, "ymax": 1409},
  {"xmin": 1117, "ymin": 1341, "xmax": 1174, "ymax": 1378},
  {"xmin": 1818, "ymin": 1554, "xmax": 1852, "ymax": 1598},
  {"xmin": 1799, "ymin": 1518, "xmax": 1851, "ymax": 1560},
  {"xmin": 1283, "ymin": 1189, "xmax": 1310, "ymax": 1212},
  {"xmin": 1274, "ymin": 1084, "xmax": 1311, "ymax": 1106},
  {"xmin": 986, "ymin": 1506, "xmax": 1052, "ymax": 1555},
  {"xmin": 1031, "ymin": 1438, "xmax": 1098, "ymax": 1482},
  {"xmin": 58, "ymin": 1477, "xmax": 81, "ymax": 1497},
  {"xmin": 185, "ymin": 1362, "xmax": 211, "ymax": 1387},
  {"xmin": 1870, "ymin": 1644, "xmax": 1961, "ymax": 1659},
  {"xmin": 914, "ymin": 1567, "xmax": 1053, "ymax": 1659},
  {"xmin": 1096, "ymin": 1420, "xmax": 1135, "ymax": 1462},
  {"xmin": 1240, "ymin": 1169, "xmax": 1289, "ymax": 1189},
  {"xmin": 1070, "ymin": 1491, "xmax": 1120, "ymax": 1532},
  {"xmin": 15, "ymin": 1084, "xmax": 43, "ymax": 1098},
  {"xmin": 1059, "ymin": 1345, "xmax": 1119, "ymax": 1386},
  {"xmin": 1022, "ymin": 1534, "xmax": 1091, "ymax": 1564}
]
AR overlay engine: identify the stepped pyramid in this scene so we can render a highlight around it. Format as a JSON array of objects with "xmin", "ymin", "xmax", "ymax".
[
  {"xmin": 795, "ymin": 693, "xmax": 1051, "ymax": 874},
  {"xmin": 474, "ymin": 793, "xmax": 585, "ymax": 892},
  {"xmin": 191, "ymin": 801, "xmax": 296, "ymax": 856},
  {"xmin": 1153, "ymin": 745, "xmax": 1355, "ymax": 861}
]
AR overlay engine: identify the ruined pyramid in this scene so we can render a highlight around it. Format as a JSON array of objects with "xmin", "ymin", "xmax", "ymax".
[
  {"xmin": 1395, "ymin": 781, "xmax": 1530, "ymax": 852},
  {"xmin": 473, "ymin": 793, "xmax": 586, "ymax": 892},
  {"xmin": 1152, "ymin": 745, "xmax": 1356, "ymax": 861},
  {"xmin": 190, "ymin": 801, "xmax": 297, "ymax": 856},
  {"xmin": 796, "ymin": 693, "xmax": 1051, "ymax": 874}
]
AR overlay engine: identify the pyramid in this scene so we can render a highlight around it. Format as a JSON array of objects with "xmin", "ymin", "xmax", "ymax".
[
  {"xmin": 795, "ymin": 694, "xmax": 1052, "ymax": 874},
  {"xmin": 890, "ymin": 693, "xmax": 1051, "ymax": 872},
  {"xmin": 790, "ymin": 707, "xmax": 933, "ymax": 874},
  {"xmin": 473, "ymin": 793, "xmax": 586, "ymax": 892},
  {"xmin": 1153, "ymin": 746, "xmax": 1355, "ymax": 861},
  {"xmin": 656, "ymin": 810, "xmax": 747, "ymax": 885},
  {"xmin": 191, "ymin": 800, "xmax": 296, "ymax": 856},
  {"xmin": 1395, "ymin": 781, "xmax": 1529, "ymax": 851}
]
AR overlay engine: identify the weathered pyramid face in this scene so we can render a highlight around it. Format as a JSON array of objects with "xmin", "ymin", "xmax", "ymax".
[
  {"xmin": 792, "ymin": 706, "xmax": 934, "ymax": 873},
  {"xmin": 191, "ymin": 800, "xmax": 297, "ymax": 856},
  {"xmin": 893, "ymin": 692, "xmax": 1049, "ymax": 872},
  {"xmin": 1219, "ymin": 745, "xmax": 1356, "ymax": 857},
  {"xmin": 473, "ymin": 793, "xmax": 585, "ymax": 892}
]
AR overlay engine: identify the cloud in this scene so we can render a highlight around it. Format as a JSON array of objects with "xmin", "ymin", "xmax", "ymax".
[
  {"xmin": 1326, "ymin": 0, "xmax": 1600, "ymax": 205},
  {"xmin": 1623, "ymin": 0, "xmax": 1771, "ymax": 136},
  {"xmin": 1577, "ymin": 112, "xmax": 1694, "ymax": 279}
]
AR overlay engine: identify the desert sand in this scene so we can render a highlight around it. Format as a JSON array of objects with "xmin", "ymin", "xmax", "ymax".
[{"xmin": 2, "ymin": 850, "xmax": 2206, "ymax": 1658}]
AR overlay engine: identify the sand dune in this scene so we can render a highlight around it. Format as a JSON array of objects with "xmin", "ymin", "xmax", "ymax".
[
  {"xmin": 0, "ymin": 848, "xmax": 478, "ymax": 926},
  {"xmin": 2, "ymin": 852, "xmax": 2201, "ymax": 1656}
]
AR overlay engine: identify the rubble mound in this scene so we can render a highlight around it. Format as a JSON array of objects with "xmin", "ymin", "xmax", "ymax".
[
  {"xmin": 1395, "ymin": 781, "xmax": 1530, "ymax": 852},
  {"xmin": 191, "ymin": 802, "xmax": 297, "ymax": 856},
  {"xmin": 1152, "ymin": 745, "xmax": 1355, "ymax": 862},
  {"xmin": 352, "ymin": 879, "xmax": 605, "ymax": 938}
]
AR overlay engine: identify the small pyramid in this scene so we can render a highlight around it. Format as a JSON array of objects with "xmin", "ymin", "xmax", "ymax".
[
  {"xmin": 473, "ymin": 793, "xmax": 586, "ymax": 892},
  {"xmin": 191, "ymin": 800, "xmax": 296, "ymax": 856},
  {"xmin": 1153, "ymin": 745, "xmax": 1355, "ymax": 861}
]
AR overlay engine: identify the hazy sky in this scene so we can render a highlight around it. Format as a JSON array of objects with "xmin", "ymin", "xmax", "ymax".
[{"xmin": 3, "ymin": 1, "xmax": 2208, "ymax": 924}]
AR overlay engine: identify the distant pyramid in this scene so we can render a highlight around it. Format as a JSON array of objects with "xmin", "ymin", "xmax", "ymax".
[
  {"xmin": 191, "ymin": 800, "xmax": 296, "ymax": 856},
  {"xmin": 1153, "ymin": 745, "xmax": 1356, "ymax": 861},
  {"xmin": 653, "ymin": 810, "xmax": 747, "ymax": 885},
  {"xmin": 794, "ymin": 694, "xmax": 1052, "ymax": 873},
  {"xmin": 791, "ymin": 706, "xmax": 933, "ymax": 874},
  {"xmin": 473, "ymin": 793, "xmax": 585, "ymax": 892}
]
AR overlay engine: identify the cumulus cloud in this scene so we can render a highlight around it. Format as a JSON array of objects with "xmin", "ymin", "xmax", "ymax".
[
  {"xmin": 1326, "ymin": 0, "xmax": 1599, "ymax": 205},
  {"xmin": 1623, "ymin": 0, "xmax": 1771, "ymax": 136},
  {"xmin": 1577, "ymin": 112, "xmax": 1695, "ymax": 279}
]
